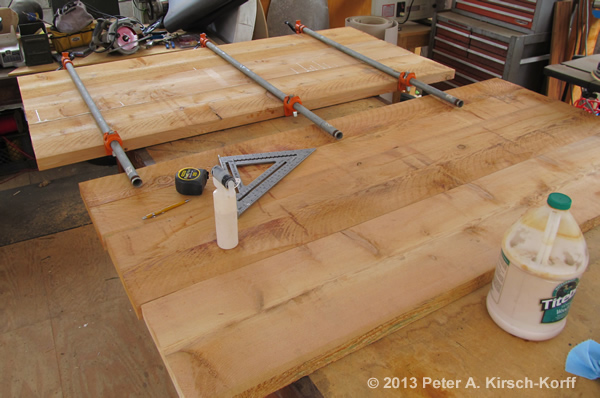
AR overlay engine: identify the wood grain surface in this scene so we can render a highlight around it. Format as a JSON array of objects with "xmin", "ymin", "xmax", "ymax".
[
  {"xmin": 0, "ymin": 226, "xmax": 177, "ymax": 398},
  {"xmin": 546, "ymin": 0, "xmax": 572, "ymax": 100},
  {"xmin": 0, "ymin": 320, "xmax": 61, "ymax": 398},
  {"xmin": 144, "ymin": 97, "xmax": 386, "ymax": 164},
  {"xmin": 311, "ymin": 228, "xmax": 600, "ymax": 397},
  {"xmin": 79, "ymin": 79, "xmax": 600, "ymax": 397},
  {"xmin": 18, "ymin": 27, "xmax": 453, "ymax": 171}
]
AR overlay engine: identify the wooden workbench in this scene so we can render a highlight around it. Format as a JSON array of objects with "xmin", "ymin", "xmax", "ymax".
[{"xmin": 79, "ymin": 78, "xmax": 600, "ymax": 397}]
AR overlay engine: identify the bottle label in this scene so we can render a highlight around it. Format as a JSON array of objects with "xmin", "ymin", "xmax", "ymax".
[
  {"xmin": 539, "ymin": 279, "xmax": 579, "ymax": 323},
  {"xmin": 489, "ymin": 250, "xmax": 510, "ymax": 303}
]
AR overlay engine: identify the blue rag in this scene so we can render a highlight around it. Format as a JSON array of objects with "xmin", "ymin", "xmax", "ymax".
[{"xmin": 565, "ymin": 340, "xmax": 600, "ymax": 380}]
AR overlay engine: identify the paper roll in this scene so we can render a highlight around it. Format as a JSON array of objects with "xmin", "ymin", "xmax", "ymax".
[{"xmin": 345, "ymin": 16, "xmax": 398, "ymax": 45}]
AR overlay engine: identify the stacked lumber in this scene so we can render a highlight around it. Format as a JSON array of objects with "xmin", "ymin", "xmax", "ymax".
[
  {"xmin": 79, "ymin": 79, "xmax": 600, "ymax": 397},
  {"xmin": 17, "ymin": 27, "xmax": 453, "ymax": 170}
]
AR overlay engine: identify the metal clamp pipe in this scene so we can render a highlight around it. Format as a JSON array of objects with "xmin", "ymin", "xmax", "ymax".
[
  {"xmin": 63, "ymin": 60, "xmax": 142, "ymax": 187},
  {"xmin": 110, "ymin": 140, "xmax": 143, "ymax": 187},
  {"xmin": 285, "ymin": 21, "xmax": 464, "ymax": 108},
  {"xmin": 202, "ymin": 38, "xmax": 343, "ymax": 139}
]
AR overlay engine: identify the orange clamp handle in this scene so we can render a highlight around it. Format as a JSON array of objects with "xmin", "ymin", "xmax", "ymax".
[
  {"xmin": 398, "ymin": 71, "xmax": 416, "ymax": 92},
  {"xmin": 103, "ymin": 131, "xmax": 124, "ymax": 156},
  {"xmin": 61, "ymin": 52, "xmax": 73, "ymax": 69},
  {"xmin": 295, "ymin": 20, "xmax": 306, "ymax": 34},
  {"xmin": 283, "ymin": 95, "xmax": 302, "ymax": 116},
  {"xmin": 199, "ymin": 33, "xmax": 210, "ymax": 48}
]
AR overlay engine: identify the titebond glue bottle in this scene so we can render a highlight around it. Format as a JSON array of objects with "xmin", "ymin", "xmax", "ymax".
[{"xmin": 486, "ymin": 193, "xmax": 588, "ymax": 341}]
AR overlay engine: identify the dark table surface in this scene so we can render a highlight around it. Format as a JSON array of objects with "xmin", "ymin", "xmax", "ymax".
[{"xmin": 544, "ymin": 54, "xmax": 600, "ymax": 93}]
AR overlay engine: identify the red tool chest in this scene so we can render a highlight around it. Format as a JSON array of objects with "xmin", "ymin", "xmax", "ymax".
[
  {"xmin": 428, "ymin": 11, "xmax": 551, "ymax": 93},
  {"xmin": 452, "ymin": 0, "xmax": 559, "ymax": 34}
]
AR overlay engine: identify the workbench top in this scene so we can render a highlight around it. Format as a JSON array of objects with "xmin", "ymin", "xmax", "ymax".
[{"xmin": 79, "ymin": 78, "xmax": 600, "ymax": 397}]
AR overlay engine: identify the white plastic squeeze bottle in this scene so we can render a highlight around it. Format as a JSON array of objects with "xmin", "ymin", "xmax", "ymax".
[
  {"xmin": 212, "ymin": 165, "xmax": 238, "ymax": 250},
  {"xmin": 486, "ymin": 192, "xmax": 588, "ymax": 341}
]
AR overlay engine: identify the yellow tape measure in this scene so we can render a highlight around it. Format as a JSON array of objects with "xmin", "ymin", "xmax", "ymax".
[{"xmin": 175, "ymin": 167, "xmax": 208, "ymax": 195}]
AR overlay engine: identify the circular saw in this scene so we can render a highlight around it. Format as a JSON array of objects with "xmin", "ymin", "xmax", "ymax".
[{"xmin": 90, "ymin": 18, "xmax": 143, "ymax": 55}]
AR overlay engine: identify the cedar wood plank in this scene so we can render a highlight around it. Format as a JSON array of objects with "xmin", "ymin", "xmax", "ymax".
[
  {"xmin": 18, "ymin": 28, "xmax": 453, "ymax": 170},
  {"xmin": 141, "ymin": 135, "xmax": 600, "ymax": 397},
  {"xmin": 79, "ymin": 80, "xmax": 600, "ymax": 319},
  {"xmin": 309, "ymin": 229, "xmax": 600, "ymax": 398},
  {"xmin": 76, "ymin": 79, "xmax": 600, "ymax": 396}
]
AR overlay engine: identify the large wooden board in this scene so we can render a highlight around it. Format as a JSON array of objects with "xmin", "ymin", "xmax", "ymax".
[
  {"xmin": 311, "ymin": 227, "xmax": 600, "ymax": 398},
  {"xmin": 18, "ymin": 27, "xmax": 453, "ymax": 171},
  {"xmin": 143, "ymin": 97, "xmax": 387, "ymax": 164},
  {"xmin": 78, "ymin": 79, "xmax": 600, "ymax": 396}
]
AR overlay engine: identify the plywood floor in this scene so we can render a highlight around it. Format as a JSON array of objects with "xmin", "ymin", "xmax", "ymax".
[{"xmin": 0, "ymin": 224, "xmax": 179, "ymax": 397}]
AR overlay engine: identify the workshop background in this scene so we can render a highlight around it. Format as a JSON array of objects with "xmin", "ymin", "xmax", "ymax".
[
  {"xmin": 0, "ymin": 1, "xmax": 136, "ymax": 20},
  {"xmin": 1, "ymin": 1, "xmax": 599, "ymax": 397}
]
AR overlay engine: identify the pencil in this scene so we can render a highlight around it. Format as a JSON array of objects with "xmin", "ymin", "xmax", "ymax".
[{"xmin": 142, "ymin": 199, "xmax": 190, "ymax": 220}]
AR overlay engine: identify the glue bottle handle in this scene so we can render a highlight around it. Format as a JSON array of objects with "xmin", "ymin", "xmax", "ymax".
[{"xmin": 534, "ymin": 209, "xmax": 562, "ymax": 266}]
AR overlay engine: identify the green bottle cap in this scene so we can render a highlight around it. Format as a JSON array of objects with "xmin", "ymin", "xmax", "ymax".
[{"xmin": 547, "ymin": 192, "xmax": 572, "ymax": 210}]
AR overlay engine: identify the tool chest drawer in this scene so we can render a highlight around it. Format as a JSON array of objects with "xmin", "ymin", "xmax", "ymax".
[
  {"xmin": 452, "ymin": 0, "xmax": 559, "ymax": 34},
  {"xmin": 428, "ymin": 11, "xmax": 550, "ymax": 93},
  {"xmin": 470, "ymin": 32, "xmax": 509, "ymax": 57}
]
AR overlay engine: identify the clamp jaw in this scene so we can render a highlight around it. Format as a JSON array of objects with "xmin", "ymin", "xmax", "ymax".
[
  {"xmin": 285, "ymin": 20, "xmax": 306, "ymax": 34},
  {"xmin": 60, "ymin": 52, "xmax": 73, "ymax": 69},
  {"xmin": 293, "ymin": 20, "xmax": 306, "ymax": 34},
  {"xmin": 398, "ymin": 71, "xmax": 416, "ymax": 93},
  {"xmin": 199, "ymin": 33, "xmax": 210, "ymax": 48},
  {"xmin": 103, "ymin": 131, "xmax": 124, "ymax": 156},
  {"xmin": 283, "ymin": 95, "xmax": 302, "ymax": 117}
]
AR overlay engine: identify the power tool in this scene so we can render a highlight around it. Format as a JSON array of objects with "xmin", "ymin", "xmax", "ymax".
[{"xmin": 90, "ymin": 17, "xmax": 144, "ymax": 55}]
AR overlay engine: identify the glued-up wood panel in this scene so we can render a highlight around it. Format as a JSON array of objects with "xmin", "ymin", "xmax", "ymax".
[
  {"xmin": 79, "ymin": 79, "xmax": 600, "ymax": 397},
  {"xmin": 18, "ymin": 27, "xmax": 453, "ymax": 170}
]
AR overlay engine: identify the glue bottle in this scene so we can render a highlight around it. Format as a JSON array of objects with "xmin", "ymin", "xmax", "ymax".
[
  {"xmin": 486, "ymin": 193, "xmax": 588, "ymax": 341},
  {"xmin": 212, "ymin": 166, "xmax": 238, "ymax": 250}
]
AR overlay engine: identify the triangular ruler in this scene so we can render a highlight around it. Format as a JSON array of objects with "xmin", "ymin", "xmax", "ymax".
[{"xmin": 219, "ymin": 148, "xmax": 316, "ymax": 215}]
